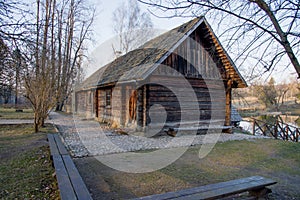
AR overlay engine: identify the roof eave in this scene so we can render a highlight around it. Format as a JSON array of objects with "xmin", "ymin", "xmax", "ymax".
[{"xmin": 202, "ymin": 19, "xmax": 248, "ymax": 88}]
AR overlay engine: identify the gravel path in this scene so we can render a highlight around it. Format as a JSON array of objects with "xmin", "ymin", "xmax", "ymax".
[{"xmin": 49, "ymin": 112, "xmax": 269, "ymax": 157}]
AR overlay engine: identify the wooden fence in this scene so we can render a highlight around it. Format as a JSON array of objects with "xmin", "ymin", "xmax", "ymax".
[{"xmin": 252, "ymin": 118, "xmax": 299, "ymax": 142}]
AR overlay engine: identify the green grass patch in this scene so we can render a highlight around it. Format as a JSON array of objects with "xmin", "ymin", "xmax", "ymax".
[
  {"xmin": 0, "ymin": 107, "xmax": 34, "ymax": 119},
  {"xmin": 0, "ymin": 124, "xmax": 59, "ymax": 199},
  {"xmin": 160, "ymin": 139, "xmax": 300, "ymax": 198}
]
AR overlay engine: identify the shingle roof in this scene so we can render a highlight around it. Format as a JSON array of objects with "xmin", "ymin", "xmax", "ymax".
[{"xmin": 77, "ymin": 17, "xmax": 247, "ymax": 91}]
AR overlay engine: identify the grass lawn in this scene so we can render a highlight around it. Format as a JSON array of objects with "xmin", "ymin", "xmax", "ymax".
[
  {"xmin": 75, "ymin": 139, "xmax": 300, "ymax": 200},
  {"xmin": 0, "ymin": 107, "xmax": 34, "ymax": 119},
  {"xmin": 0, "ymin": 124, "xmax": 59, "ymax": 199}
]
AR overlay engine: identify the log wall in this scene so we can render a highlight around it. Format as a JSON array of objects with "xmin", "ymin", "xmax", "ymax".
[
  {"xmin": 96, "ymin": 85, "xmax": 137, "ymax": 127},
  {"xmin": 75, "ymin": 90, "xmax": 95, "ymax": 118},
  {"xmin": 151, "ymin": 26, "xmax": 230, "ymax": 127},
  {"xmin": 146, "ymin": 75, "xmax": 226, "ymax": 129},
  {"xmin": 96, "ymin": 88, "xmax": 112, "ymax": 123}
]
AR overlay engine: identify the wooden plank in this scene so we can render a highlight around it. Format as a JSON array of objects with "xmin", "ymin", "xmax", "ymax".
[
  {"xmin": 52, "ymin": 155, "xmax": 77, "ymax": 200},
  {"xmin": 173, "ymin": 178, "xmax": 276, "ymax": 200},
  {"xmin": 53, "ymin": 134, "xmax": 69, "ymax": 155},
  {"xmin": 170, "ymin": 126, "xmax": 231, "ymax": 131},
  {"xmin": 134, "ymin": 176, "xmax": 276, "ymax": 200},
  {"xmin": 62, "ymin": 155, "xmax": 92, "ymax": 200},
  {"xmin": 47, "ymin": 134, "xmax": 59, "ymax": 156}
]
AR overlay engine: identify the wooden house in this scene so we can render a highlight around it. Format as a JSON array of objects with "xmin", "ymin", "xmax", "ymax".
[{"xmin": 75, "ymin": 17, "xmax": 247, "ymax": 134}]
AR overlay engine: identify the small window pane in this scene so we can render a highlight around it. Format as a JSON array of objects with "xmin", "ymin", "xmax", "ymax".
[{"xmin": 106, "ymin": 90, "xmax": 111, "ymax": 106}]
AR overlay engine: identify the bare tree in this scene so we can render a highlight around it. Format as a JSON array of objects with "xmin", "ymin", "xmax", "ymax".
[
  {"xmin": 112, "ymin": 0, "xmax": 153, "ymax": 57},
  {"xmin": 295, "ymin": 80, "xmax": 300, "ymax": 103},
  {"xmin": 254, "ymin": 77, "xmax": 290, "ymax": 111},
  {"xmin": 0, "ymin": 0, "xmax": 29, "ymax": 41},
  {"xmin": 138, "ymin": 0, "xmax": 300, "ymax": 80},
  {"xmin": 55, "ymin": 0, "xmax": 95, "ymax": 111},
  {"xmin": 0, "ymin": 0, "xmax": 29, "ymax": 106},
  {"xmin": 23, "ymin": 0, "xmax": 55, "ymax": 132},
  {"xmin": 20, "ymin": 0, "xmax": 95, "ymax": 131}
]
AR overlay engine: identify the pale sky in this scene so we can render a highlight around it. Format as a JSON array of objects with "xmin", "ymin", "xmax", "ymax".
[
  {"xmin": 85, "ymin": 0, "xmax": 193, "ymax": 77},
  {"xmin": 91, "ymin": 0, "xmax": 191, "ymax": 50}
]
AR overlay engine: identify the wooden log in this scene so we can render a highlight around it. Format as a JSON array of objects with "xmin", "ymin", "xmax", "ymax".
[
  {"xmin": 224, "ymin": 80, "xmax": 232, "ymax": 133},
  {"xmin": 136, "ymin": 88, "xmax": 143, "ymax": 129},
  {"xmin": 62, "ymin": 155, "xmax": 92, "ymax": 200},
  {"xmin": 52, "ymin": 155, "xmax": 77, "ymax": 200}
]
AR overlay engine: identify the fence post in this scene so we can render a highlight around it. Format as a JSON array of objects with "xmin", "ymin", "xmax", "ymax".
[
  {"xmin": 296, "ymin": 129, "xmax": 299, "ymax": 142},
  {"xmin": 263, "ymin": 124, "xmax": 267, "ymax": 136},
  {"xmin": 285, "ymin": 126, "xmax": 289, "ymax": 141},
  {"xmin": 274, "ymin": 121, "xmax": 278, "ymax": 139},
  {"xmin": 252, "ymin": 120, "xmax": 256, "ymax": 135}
]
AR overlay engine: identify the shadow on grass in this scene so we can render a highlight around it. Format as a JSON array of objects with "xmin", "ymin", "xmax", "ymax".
[{"xmin": 75, "ymin": 139, "xmax": 300, "ymax": 200}]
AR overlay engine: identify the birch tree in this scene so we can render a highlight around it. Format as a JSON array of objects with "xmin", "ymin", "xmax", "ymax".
[
  {"xmin": 112, "ymin": 0, "xmax": 153, "ymax": 57},
  {"xmin": 138, "ymin": 0, "xmax": 300, "ymax": 81}
]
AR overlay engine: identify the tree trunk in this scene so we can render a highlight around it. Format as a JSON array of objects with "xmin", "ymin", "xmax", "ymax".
[
  {"xmin": 34, "ymin": 111, "xmax": 39, "ymax": 132},
  {"xmin": 40, "ymin": 117, "xmax": 45, "ymax": 127},
  {"xmin": 55, "ymin": 101, "xmax": 64, "ymax": 111},
  {"xmin": 34, "ymin": 122, "xmax": 39, "ymax": 133},
  {"xmin": 251, "ymin": 0, "xmax": 300, "ymax": 78}
]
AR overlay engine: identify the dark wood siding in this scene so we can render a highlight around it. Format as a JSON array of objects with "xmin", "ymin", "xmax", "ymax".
[
  {"xmin": 146, "ymin": 26, "xmax": 229, "ymax": 129},
  {"xmin": 161, "ymin": 32, "xmax": 225, "ymax": 80},
  {"xmin": 147, "ymin": 76, "xmax": 225, "ymax": 129}
]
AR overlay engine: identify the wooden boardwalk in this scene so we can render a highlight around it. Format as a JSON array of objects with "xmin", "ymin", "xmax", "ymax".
[{"xmin": 48, "ymin": 134, "xmax": 92, "ymax": 200}]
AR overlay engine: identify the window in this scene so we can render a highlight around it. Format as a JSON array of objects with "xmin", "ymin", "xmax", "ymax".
[{"xmin": 106, "ymin": 89, "xmax": 111, "ymax": 107}]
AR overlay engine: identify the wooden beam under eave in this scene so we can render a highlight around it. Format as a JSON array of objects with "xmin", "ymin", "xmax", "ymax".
[{"xmin": 224, "ymin": 79, "xmax": 232, "ymax": 133}]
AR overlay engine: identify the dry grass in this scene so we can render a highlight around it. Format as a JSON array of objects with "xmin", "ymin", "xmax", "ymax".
[
  {"xmin": 75, "ymin": 139, "xmax": 300, "ymax": 200},
  {"xmin": 0, "ymin": 107, "xmax": 34, "ymax": 119},
  {"xmin": 0, "ymin": 124, "xmax": 59, "ymax": 199}
]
